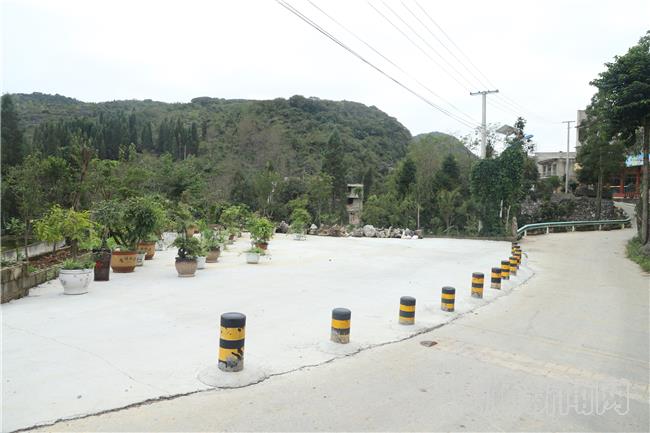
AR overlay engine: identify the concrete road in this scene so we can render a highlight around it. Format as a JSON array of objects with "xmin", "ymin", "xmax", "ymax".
[{"xmin": 31, "ymin": 228, "xmax": 649, "ymax": 432}]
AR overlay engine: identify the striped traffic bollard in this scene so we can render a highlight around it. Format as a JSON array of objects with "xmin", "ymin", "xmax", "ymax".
[
  {"xmin": 514, "ymin": 248, "xmax": 522, "ymax": 266},
  {"xmin": 218, "ymin": 312, "xmax": 246, "ymax": 372},
  {"xmin": 491, "ymin": 267, "xmax": 502, "ymax": 289},
  {"xmin": 509, "ymin": 256, "xmax": 518, "ymax": 276},
  {"xmin": 471, "ymin": 272, "xmax": 484, "ymax": 298},
  {"xmin": 501, "ymin": 260, "xmax": 510, "ymax": 280},
  {"xmin": 331, "ymin": 308, "xmax": 351, "ymax": 344},
  {"xmin": 441, "ymin": 286, "xmax": 455, "ymax": 312},
  {"xmin": 398, "ymin": 296, "xmax": 416, "ymax": 325}
]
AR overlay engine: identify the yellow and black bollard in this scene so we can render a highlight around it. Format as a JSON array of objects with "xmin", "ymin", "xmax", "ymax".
[
  {"xmin": 398, "ymin": 296, "xmax": 416, "ymax": 325},
  {"xmin": 331, "ymin": 308, "xmax": 351, "ymax": 344},
  {"xmin": 491, "ymin": 267, "xmax": 501, "ymax": 289},
  {"xmin": 471, "ymin": 272, "xmax": 484, "ymax": 298},
  {"xmin": 218, "ymin": 312, "xmax": 246, "ymax": 372},
  {"xmin": 514, "ymin": 248, "xmax": 522, "ymax": 267},
  {"xmin": 500, "ymin": 260, "xmax": 510, "ymax": 280},
  {"xmin": 509, "ymin": 256, "xmax": 518, "ymax": 276},
  {"xmin": 441, "ymin": 286, "xmax": 455, "ymax": 312}
]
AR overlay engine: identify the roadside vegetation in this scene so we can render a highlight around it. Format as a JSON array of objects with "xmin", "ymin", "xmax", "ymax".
[{"xmin": 626, "ymin": 237, "xmax": 650, "ymax": 273}]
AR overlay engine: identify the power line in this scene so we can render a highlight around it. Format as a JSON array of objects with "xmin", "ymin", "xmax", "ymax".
[
  {"xmin": 276, "ymin": 0, "xmax": 479, "ymax": 129},
  {"xmin": 399, "ymin": 0, "xmax": 489, "ymax": 90},
  {"xmin": 306, "ymin": 0, "xmax": 478, "ymax": 125},
  {"xmin": 412, "ymin": 0, "xmax": 558, "ymax": 125},
  {"xmin": 367, "ymin": 1, "xmax": 472, "ymax": 93},
  {"xmin": 378, "ymin": 0, "xmax": 478, "ymax": 91}
]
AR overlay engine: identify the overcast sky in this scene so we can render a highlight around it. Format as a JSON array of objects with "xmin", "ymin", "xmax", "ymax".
[{"xmin": 2, "ymin": 0, "xmax": 648, "ymax": 152}]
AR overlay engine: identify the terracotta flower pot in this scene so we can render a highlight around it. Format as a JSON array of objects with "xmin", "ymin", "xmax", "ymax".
[
  {"xmin": 137, "ymin": 241, "xmax": 156, "ymax": 260},
  {"xmin": 175, "ymin": 258, "xmax": 197, "ymax": 277},
  {"xmin": 255, "ymin": 241, "xmax": 268, "ymax": 251},
  {"xmin": 206, "ymin": 248, "xmax": 221, "ymax": 263},
  {"xmin": 110, "ymin": 250, "xmax": 137, "ymax": 273},
  {"xmin": 93, "ymin": 250, "xmax": 112, "ymax": 281}
]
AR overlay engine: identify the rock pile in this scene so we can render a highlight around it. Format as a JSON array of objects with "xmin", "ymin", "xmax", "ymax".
[
  {"xmin": 519, "ymin": 195, "xmax": 627, "ymax": 226},
  {"xmin": 303, "ymin": 224, "xmax": 420, "ymax": 239}
]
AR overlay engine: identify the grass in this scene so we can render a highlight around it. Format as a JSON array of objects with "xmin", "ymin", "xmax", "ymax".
[{"xmin": 626, "ymin": 237, "xmax": 650, "ymax": 273}]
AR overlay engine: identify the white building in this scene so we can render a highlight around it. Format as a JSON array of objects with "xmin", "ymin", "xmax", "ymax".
[{"xmin": 534, "ymin": 151, "xmax": 577, "ymax": 180}]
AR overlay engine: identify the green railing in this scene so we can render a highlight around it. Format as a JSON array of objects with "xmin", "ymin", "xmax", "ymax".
[{"xmin": 517, "ymin": 218, "xmax": 631, "ymax": 238}]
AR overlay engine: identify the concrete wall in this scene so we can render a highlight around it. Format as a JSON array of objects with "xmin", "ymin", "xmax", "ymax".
[{"xmin": 2, "ymin": 240, "xmax": 66, "ymax": 262}]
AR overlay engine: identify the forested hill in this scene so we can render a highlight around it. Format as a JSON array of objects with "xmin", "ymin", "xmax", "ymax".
[{"xmin": 10, "ymin": 92, "xmax": 412, "ymax": 180}]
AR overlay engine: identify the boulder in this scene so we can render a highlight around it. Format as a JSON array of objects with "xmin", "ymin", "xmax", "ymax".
[
  {"xmin": 308, "ymin": 224, "xmax": 318, "ymax": 235},
  {"xmin": 391, "ymin": 228, "xmax": 402, "ymax": 238},
  {"xmin": 362, "ymin": 224, "xmax": 377, "ymax": 237},
  {"xmin": 351, "ymin": 228, "xmax": 364, "ymax": 237},
  {"xmin": 415, "ymin": 229, "xmax": 424, "ymax": 238},
  {"xmin": 404, "ymin": 228, "xmax": 413, "ymax": 237},
  {"xmin": 277, "ymin": 221, "xmax": 289, "ymax": 234},
  {"xmin": 318, "ymin": 225, "xmax": 330, "ymax": 236},
  {"xmin": 377, "ymin": 229, "xmax": 387, "ymax": 238}
]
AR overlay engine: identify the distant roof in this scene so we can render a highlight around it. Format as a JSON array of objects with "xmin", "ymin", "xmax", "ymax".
[
  {"xmin": 534, "ymin": 151, "xmax": 576, "ymax": 161},
  {"xmin": 496, "ymin": 125, "xmax": 518, "ymax": 136}
]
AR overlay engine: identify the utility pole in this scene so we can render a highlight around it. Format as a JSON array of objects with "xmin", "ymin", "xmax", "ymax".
[
  {"xmin": 470, "ymin": 89, "xmax": 499, "ymax": 159},
  {"xmin": 561, "ymin": 120, "xmax": 574, "ymax": 193}
]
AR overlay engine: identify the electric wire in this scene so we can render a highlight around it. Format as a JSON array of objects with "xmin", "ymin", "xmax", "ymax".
[
  {"xmin": 276, "ymin": 0, "xmax": 479, "ymax": 129},
  {"xmin": 306, "ymin": 0, "xmax": 478, "ymax": 126}
]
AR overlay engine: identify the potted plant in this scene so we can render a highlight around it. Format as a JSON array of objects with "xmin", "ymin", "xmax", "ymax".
[
  {"xmin": 248, "ymin": 216, "xmax": 275, "ymax": 250},
  {"xmin": 220, "ymin": 204, "xmax": 250, "ymax": 242},
  {"xmin": 91, "ymin": 201, "xmax": 117, "ymax": 281},
  {"xmin": 173, "ymin": 235, "xmax": 201, "ymax": 276},
  {"xmin": 290, "ymin": 208, "xmax": 311, "ymax": 241},
  {"xmin": 196, "ymin": 243, "xmax": 208, "ymax": 269},
  {"xmin": 34, "ymin": 205, "xmax": 97, "ymax": 295},
  {"xmin": 106, "ymin": 196, "xmax": 166, "ymax": 273},
  {"xmin": 202, "ymin": 229, "xmax": 224, "ymax": 263},
  {"xmin": 245, "ymin": 246, "xmax": 264, "ymax": 264},
  {"xmin": 136, "ymin": 198, "xmax": 166, "ymax": 260},
  {"xmin": 137, "ymin": 236, "xmax": 158, "ymax": 260},
  {"xmin": 135, "ymin": 249, "xmax": 146, "ymax": 266},
  {"xmin": 59, "ymin": 258, "xmax": 96, "ymax": 295},
  {"xmin": 172, "ymin": 203, "xmax": 201, "ymax": 277}
]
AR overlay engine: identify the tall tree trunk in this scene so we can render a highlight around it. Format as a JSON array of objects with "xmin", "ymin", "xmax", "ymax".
[
  {"xmin": 642, "ymin": 118, "xmax": 649, "ymax": 245},
  {"xmin": 596, "ymin": 169, "xmax": 603, "ymax": 219},
  {"xmin": 23, "ymin": 216, "xmax": 30, "ymax": 263}
]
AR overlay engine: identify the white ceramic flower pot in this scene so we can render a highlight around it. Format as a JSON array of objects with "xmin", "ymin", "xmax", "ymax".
[
  {"xmin": 135, "ymin": 252, "xmax": 146, "ymax": 266},
  {"xmin": 196, "ymin": 256, "xmax": 207, "ymax": 269},
  {"xmin": 59, "ymin": 269, "xmax": 93, "ymax": 295},
  {"xmin": 246, "ymin": 253, "xmax": 260, "ymax": 264}
]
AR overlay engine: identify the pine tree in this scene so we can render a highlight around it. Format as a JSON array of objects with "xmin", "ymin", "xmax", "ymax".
[
  {"xmin": 322, "ymin": 129, "xmax": 347, "ymax": 218},
  {"xmin": 1, "ymin": 94, "xmax": 25, "ymax": 171}
]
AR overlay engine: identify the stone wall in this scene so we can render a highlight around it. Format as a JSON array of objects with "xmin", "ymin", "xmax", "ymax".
[{"xmin": 1, "ymin": 264, "xmax": 59, "ymax": 303}]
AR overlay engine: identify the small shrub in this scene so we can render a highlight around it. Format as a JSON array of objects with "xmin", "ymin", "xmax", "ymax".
[{"xmin": 626, "ymin": 237, "xmax": 650, "ymax": 273}]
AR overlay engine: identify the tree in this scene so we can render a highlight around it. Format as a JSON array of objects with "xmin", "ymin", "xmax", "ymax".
[
  {"xmin": 395, "ymin": 157, "xmax": 417, "ymax": 198},
  {"xmin": 1, "ymin": 94, "xmax": 25, "ymax": 171},
  {"xmin": 252, "ymin": 161, "xmax": 281, "ymax": 217},
  {"xmin": 590, "ymin": 31, "xmax": 650, "ymax": 245},
  {"xmin": 322, "ymin": 129, "xmax": 347, "ymax": 219},
  {"xmin": 577, "ymin": 107, "xmax": 625, "ymax": 218},
  {"xmin": 436, "ymin": 188, "xmax": 461, "ymax": 234},
  {"xmin": 306, "ymin": 173, "xmax": 333, "ymax": 225},
  {"xmin": 5, "ymin": 155, "xmax": 45, "ymax": 260},
  {"xmin": 435, "ymin": 154, "xmax": 460, "ymax": 191}
]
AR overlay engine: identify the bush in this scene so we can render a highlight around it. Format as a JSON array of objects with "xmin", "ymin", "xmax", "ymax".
[
  {"xmin": 627, "ymin": 237, "xmax": 650, "ymax": 272},
  {"xmin": 248, "ymin": 216, "xmax": 275, "ymax": 243}
]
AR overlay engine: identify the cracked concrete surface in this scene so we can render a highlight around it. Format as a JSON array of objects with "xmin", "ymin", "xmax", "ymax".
[
  {"xmin": 23, "ymin": 226, "xmax": 649, "ymax": 432},
  {"xmin": 2, "ymin": 234, "xmax": 530, "ymax": 432}
]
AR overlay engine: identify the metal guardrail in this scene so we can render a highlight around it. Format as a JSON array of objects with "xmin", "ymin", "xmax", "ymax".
[{"xmin": 517, "ymin": 218, "xmax": 631, "ymax": 238}]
